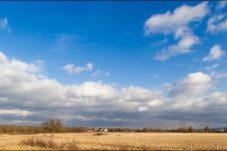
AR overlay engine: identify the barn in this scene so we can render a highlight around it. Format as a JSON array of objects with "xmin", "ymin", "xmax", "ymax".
[{"xmin": 97, "ymin": 128, "xmax": 108, "ymax": 132}]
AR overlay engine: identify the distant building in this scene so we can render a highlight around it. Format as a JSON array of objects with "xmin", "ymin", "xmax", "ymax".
[
  {"xmin": 86, "ymin": 129, "xmax": 94, "ymax": 133},
  {"xmin": 97, "ymin": 128, "xmax": 108, "ymax": 132}
]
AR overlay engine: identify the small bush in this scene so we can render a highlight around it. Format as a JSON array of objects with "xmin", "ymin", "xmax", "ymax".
[
  {"xmin": 35, "ymin": 138, "xmax": 47, "ymax": 147},
  {"xmin": 66, "ymin": 139, "xmax": 79, "ymax": 150},
  {"xmin": 47, "ymin": 138, "xmax": 58, "ymax": 149},
  {"xmin": 20, "ymin": 137, "xmax": 79, "ymax": 150},
  {"xmin": 9, "ymin": 132, "xmax": 21, "ymax": 135},
  {"xmin": 20, "ymin": 137, "xmax": 58, "ymax": 149},
  {"xmin": 20, "ymin": 137, "xmax": 36, "ymax": 146},
  {"xmin": 93, "ymin": 132, "xmax": 108, "ymax": 136},
  {"xmin": 58, "ymin": 142, "xmax": 66, "ymax": 150}
]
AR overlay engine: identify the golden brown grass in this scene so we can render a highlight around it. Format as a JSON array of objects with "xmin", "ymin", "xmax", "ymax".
[{"xmin": 0, "ymin": 132, "xmax": 227, "ymax": 150}]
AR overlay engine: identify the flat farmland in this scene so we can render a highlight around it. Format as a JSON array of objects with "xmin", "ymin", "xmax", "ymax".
[{"xmin": 0, "ymin": 132, "xmax": 227, "ymax": 150}]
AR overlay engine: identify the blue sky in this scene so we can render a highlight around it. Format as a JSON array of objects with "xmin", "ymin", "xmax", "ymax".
[{"xmin": 0, "ymin": 1, "xmax": 227, "ymax": 128}]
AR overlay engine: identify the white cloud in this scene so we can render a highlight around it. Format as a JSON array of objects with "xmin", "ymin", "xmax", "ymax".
[
  {"xmin": 155, "ymin": 33, "xmax": 199, "ymax": 60},
  {"xmin": 91, "ymin": 70, "xmax": 110, "ymax": 77},
  {"xmin": 144, "ymin": 2, "xmax": 208, "ymax": 60},
  {"xmin": 206, "ymin": 64, "xmax": 219, "ymax": 70},
  {"xmin": 207, "ymin": 13, "xmax": 227, "ymax": 34},
  {"xmin": 148, "ymin": 99, "xmax": 163, "ymax": 107},
  {"xmin": 169, "ymin": 72, "xmax": 211, "ymax": 98},
  {"xmin": 0, "ymin": 109, "xmax": 33, "ymax": 116},
  {"xmin": 0, "ymin": 18, "xmax": 11, "ymax": 33},
  {"xmin": 2, "ymin": 51, "xmax": 227, "ymax": 127},
  {"xmin": 122, "ymin": 86, "xmax": 162, "ymax": 102},
  {"xmin": 216, "ymin": 73, "xmax": 227, "ymax": 79},
  {"xmin": 105, "ymin": 71, "xmax": 110, "ymax": 76},
  {"xmin": 67, "ymin": 81, "xmax": 118, "ymax": 100},
  {"xmin": 216, "ymin": 1, "xmax": 227, "ymax": 10},
  {"xmin": 63, "ymin": 63, "xmax": 93, "ymax": 74},
  {"xmin": 138, "ymin": 106, "xmax": 148, "ymax": 112},
  {"xmin": 150, "ymin": 38, "xmax": 168, "ymax": 46},
  {"xmin": 0, "ymin": 18, "xmax": 8, "ymax": 28},
  {"xmin": 144, "ymin": 2, "xmax": 209, "ymax": 35},
  {"xmin": 0, "ymin": 51, "xmax": 8, "ymax": 64},
  {"xmin": 91, "ymin": 70, "xmax": 101, "ymax": 77},
  {"xmin": 207, "ymin": 1, "xmax": 227, "ymax": 34},
  {"xmin": 203, "ymin": 44, "xmax": 224, "ymax": 61}
]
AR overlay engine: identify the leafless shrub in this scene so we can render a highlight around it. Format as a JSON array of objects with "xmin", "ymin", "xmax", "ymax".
[
  {"xmin": 65, "ymin": 139, "xmax": 79, "ymax": 150},
  {"xmin": 20, "ymin": 137, "xmax": 80, "ymax": 150},
  {"xmin": 93, "ymin": 132, "xmax": 108, "ymax": 136},
  {"xmin": 20, "ymin": 137, "xmax": 58, "ymax": 149},
  {"xmin": 47, "ymin": 138, "xmax": 58, "ymax": 149},
  {"xmin": 20, "ymin": 137, "xmax": 36, "ymax": 146}
]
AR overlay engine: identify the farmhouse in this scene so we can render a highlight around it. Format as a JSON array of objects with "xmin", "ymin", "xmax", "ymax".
[{"xmin": 97, "ymin": 128, "xmax": 108, "ymax": 132}]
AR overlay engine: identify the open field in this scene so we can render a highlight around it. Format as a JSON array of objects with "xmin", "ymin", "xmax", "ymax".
[{"xmin": 0, "ymin": 132, "xmax": 227, "ymax": 150}]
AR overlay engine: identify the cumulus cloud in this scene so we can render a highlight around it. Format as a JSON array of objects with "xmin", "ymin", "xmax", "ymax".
[
  {"xmin": 2, "ymin": 51, "xmax": 227, "ymax": 128},
  {"xmin": 0, "ymin": 109, "xmax": 33, "ymax": 116},
  {"xmin": 168, "ymin": 72, "xmax": 211, "ymax": 98},
  {"xmin": 63, "ymin": 63, "xmax": 93, "ymax": 74},
  {"xmin": 207, "ymin": 13, "xmax": 227, "ymax": 34},
  {"xmin": 216, "ymin": 1, "xmax": 227, "ymax": 10},
  {"xmin": 207, "ymin": 2, "xmax": 227, "ymax": 34},
  {"xmin": 154, "ymin": 32, "xmax": 199, "ymax": 60},
  {"xmin": 144, "ymin": 2, "xmax": 209, "ymax": 35},
  {"xmin": 144, "ymin": 2, "xmax": 209, "ymax": 60},
  {"xmin": 122, "ymin": 86, "xmax": 162, "ymax": 102},
  {"xmin": 203, "ymin": 44, "xmax": 224, "ymax": 61},
  {"xmin": 0, "ymin": 51, "xmax": 162, "ymax": 126}
]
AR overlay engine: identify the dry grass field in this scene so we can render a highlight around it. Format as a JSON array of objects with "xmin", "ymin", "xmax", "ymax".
[{"xmin": 0, "ymin": 132, "xmax": 227, "ymax": 150}]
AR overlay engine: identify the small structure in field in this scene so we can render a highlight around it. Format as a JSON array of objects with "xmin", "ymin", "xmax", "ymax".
[
  {"xmin": 97, "ymin": 128, "xmax": 108, "ymax": 132},
  {"xmin": 86, "ymin": 129, "xmax": 94, "ymax": 133}
]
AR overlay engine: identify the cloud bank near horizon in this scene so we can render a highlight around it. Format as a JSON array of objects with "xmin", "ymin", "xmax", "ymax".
[{"xmin": 1, "ymin": 51, "xmax": 227, "ymax": 128}]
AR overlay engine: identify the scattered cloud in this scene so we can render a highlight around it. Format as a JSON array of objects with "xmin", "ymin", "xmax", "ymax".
[
  {"xmin": 91, "ymin": 70, "xmax": 101, "ymax": 77},
  {"xmin": 206, "ymin": 64, "xmax": 219, "ymax": 70},
  {"xmin": 144, "ymin": 2, "xmax": 209, "ymax": 35},
  {"xmin": 150, "ymin": 38, "xmax": 168, "ymax": 46},
  {"xmin": 63, "ymin": 63, "xmax": 93, "ymax": 74},
  {"xmin": 207, "ymin": 13, "xmax": 227, "ymax": 34},
  {"xmin": 91, "ymin": 70, "xmax": 110, "ymax": 77},
  {"xmin": 0, "ymin": 18, "xmax": 8, "ymax": 28},
  {"xmin": 154, "ymin": 31, "xmax": 199, "ymax": 60},
  {"xmin": 203, "ymin": 44, "xmax": 224, "ymax": 61},
  {"xmin": 215, "ymin": 73, "xmax": 227, "ymax": 79},
  {"xmin": 138, "ymin": 106, "xmax": 148, "ymax": 112},
  {"xmin": 1, "ymin": 51, "xmax": 227, "ymax": 128},
  {"xmin": 144, "ymin": 2, "xmax": 209, "ymax": 60},
  {"xmin": 0, "ymin": 109, "xmax": 33, "ymax": 116},
  {"xmin": 50, "ymin": 34, "xmax": 84, "ymax": 54},
  {"xmin": 207, "ymin": 2, "xmax": 227, "ymax": 34},
  {"xmin": 0, "ymin": 18, "xmax": 11, "ymax": 33},
  {"xmin": 216, "ymin": 1, "xmax": 227, "ymax": 10},
  {"xmin": 55, "ymin": 34, "xmax": 77, "ymax": 47},
  {"xmin": 105, "ymin": 71, "xmax": 110, "ymax": 76},
  {"xmin": 168, "ymin": 72, "xmax": 211, "ymax": 98}
]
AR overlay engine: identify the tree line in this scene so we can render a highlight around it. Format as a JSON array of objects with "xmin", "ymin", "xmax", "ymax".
[
  {"xmin": 0, "ymin": 119, "xmax": 227, "ymax": 134},
  {"xmin": 0, "ymin": 125, "xmax": 95, "ymax": 134}
]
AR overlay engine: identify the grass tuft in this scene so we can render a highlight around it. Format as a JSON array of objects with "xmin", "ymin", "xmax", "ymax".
[{"xmin": 20, "ymin": 137, "xmax": 79, "ymax": 150}]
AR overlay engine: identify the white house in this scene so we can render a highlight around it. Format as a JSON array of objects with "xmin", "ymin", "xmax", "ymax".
[{"xmin": 97, "ymin": 128, "xmax": 108, "ymax": 132}]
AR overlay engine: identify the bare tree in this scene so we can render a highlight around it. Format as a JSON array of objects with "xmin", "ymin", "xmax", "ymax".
[
  {"xmin": 224, "ymin": 127, "xmax": 227, "ymax": 133},
  {"xmin": 41, "ymin": 119, "xmax": 63, "ymax": 137},
  {"xmin": 204, "ymin": 126, "xmax": 210, "ymax": 132}
]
